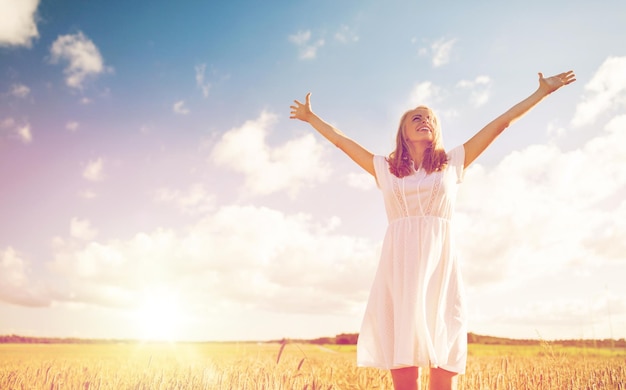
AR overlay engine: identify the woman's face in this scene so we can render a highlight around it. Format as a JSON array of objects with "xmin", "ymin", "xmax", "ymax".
[{"xmin": 402, "ymin": 106, "xmax": 436, "ymax": 146}]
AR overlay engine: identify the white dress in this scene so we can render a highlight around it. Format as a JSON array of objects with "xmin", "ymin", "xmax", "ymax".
[{"xmin": 356, "ymin": 145, "xmax": 467, "ymax": 374}]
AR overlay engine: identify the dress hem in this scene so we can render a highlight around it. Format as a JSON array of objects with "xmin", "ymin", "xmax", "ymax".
[{"xmin": 356, "ymin": 360, "xmax": 465, "ymax": 375}]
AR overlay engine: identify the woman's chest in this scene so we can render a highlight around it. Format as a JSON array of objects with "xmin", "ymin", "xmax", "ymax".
[{"xmin": 390, "ymin": 170, "xmax": 457, "ymax": 215}]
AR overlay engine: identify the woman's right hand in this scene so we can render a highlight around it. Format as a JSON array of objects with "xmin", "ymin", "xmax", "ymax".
[{"xmin": 289, "ymin": 92, "xmax": 313, "ymax": 122}]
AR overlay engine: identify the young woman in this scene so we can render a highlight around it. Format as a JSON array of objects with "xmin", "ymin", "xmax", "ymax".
[{"xmin": 290, "ymin": 70, "xmax": 576, "ymax": 390}]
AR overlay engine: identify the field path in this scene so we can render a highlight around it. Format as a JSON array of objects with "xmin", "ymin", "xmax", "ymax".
[{"xmin": 314, "ymin": 345, "xmax": 339, "ymax": 353}]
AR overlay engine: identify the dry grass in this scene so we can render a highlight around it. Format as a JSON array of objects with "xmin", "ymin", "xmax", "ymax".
[{"xmin": 0, "ymin": 342, "xmax": 624, "ymax": 389}]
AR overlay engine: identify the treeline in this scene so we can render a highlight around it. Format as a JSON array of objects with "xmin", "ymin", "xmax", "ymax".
[
  {"xmin": 309, "ymin": 333, "xmax": 359, "ymax": 345},
  {"xmin": 466, "ymin": 333, "xmax": 626, "ymax": 348},
  {"xmin": 2, "ymin": 333, "xmax": 625, "ymax": 348},
  {"xmin": 0, "ymin": 335, "xmax": 125, "ymax": 344},
  {"xmin": 277, "ymin": 333, "xmax": 626, "ymax": 348}
]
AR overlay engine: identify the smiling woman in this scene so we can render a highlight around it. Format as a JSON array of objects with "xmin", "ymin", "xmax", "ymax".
[
  {"xmin": 289, "ymin": 70, "xmax": 577, "ymax": 390},
  {"xmin": 132, "ymin": 288, "xmax": 185, "ymax": 342}
]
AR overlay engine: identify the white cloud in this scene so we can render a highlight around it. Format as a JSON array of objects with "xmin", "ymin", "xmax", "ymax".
[
  {"xmin": 10, "ymin": 83, "xmax": 30, "ymax": 98},
  {"xmin": 1, "ymin": 117, "xmax": 15, "ymax": 128},
  {"xmin": 495, "ymin": 294, "xmax": 626, "ymax": 330},
  {"xmin": 155, "ymin": 183, "xmax": 215, "ymax": 215},
  {"xmin": 432, "ymin": 38, "xmax": 456, "ymax": 67},
  {"xmin": 456, "ymin": 75, "xmax": 492, "ymax": 107},
  {"xmin": 173, "ymin": 100, "xmax": 190, "ymax": 115},
  {"xmin": 49, "ymin": 31, "xmax": 111, "ymax": 89},
  {"xmin": 406, "ymin": 76, "xmax": 493, "ymax": 116},
  {"xmin": 16, "ymin": 123, "xmax": 32, "ymax": 143},
  {"xmin": 289, "ymin": 30, "xmax": 325, "ymax": 60},
  {"xmin": 210, "ymin": 111, "xmax": 331, "ymax": 197},
  {"xmin": 83, "ymin": 158, "xmax": 104, "ymax": 182},
  {"xmin": 420, "ymin": 37, "xmax": 457, "ymax": 68},
  {"xmin": 195, "ymin": 64, "xmax": 211, "ymax": 98},
  {"xmin": 0, "ymin": 247, "xmax": 27, "ymax": 287},
  {"xmin": 335, "ymin": 25, "xmax": 359, "ymax": 44},
  {"xmin": 289, "ymin": 30, "xmax": 311, "ymax": 46},
  {"xmin": 546, "ymin": 120, "xmax": 566, "ymax": 139},
  {"xmin": 572, "ymin": 56, "xmax": 626, "ymax": 127},
  {"xmin": 0, "ymin": 247, "xmax": 48, "ymax": 307},
  {"xmin": 66, "ymin": 121, "xmax": 79, "ymax": 132},
  {"xmin": 407, "ymin": 81, "xmax": 443, "ymax": 108},
  {"xmin": 1, "ymin": 118, "xmax": 32, "ymax": 143},
  {"xmin": 70, "ymin": 218, "xmax": 98, "ymax": 241},
  {"xmin": 0, "ymin": 0, "xmax": 40, "ymax": 47},
  {"xmin": 457, "ymin": 114, "xmax": 626, "ymax": 288},
  {"xmin": 78, "ymin": 189, "xmax": 97, "ymax": 199},
  {"xmin": 37, "ymin": 204, "xmax": 379, "ymax": 314},
  {"xmin": 346, "ymin": 172, "xmax": 375, "ymax": 191}
]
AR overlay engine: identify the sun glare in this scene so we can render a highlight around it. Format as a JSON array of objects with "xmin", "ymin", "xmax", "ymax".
[{"xmin": 134, "ymin": 288, "xmax": 184, "ymax": 342}]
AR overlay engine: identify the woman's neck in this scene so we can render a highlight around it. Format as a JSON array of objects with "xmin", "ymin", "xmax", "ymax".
[{"xmin": 408, "ymin": 144, "xmax": 427, "ymax": 167}]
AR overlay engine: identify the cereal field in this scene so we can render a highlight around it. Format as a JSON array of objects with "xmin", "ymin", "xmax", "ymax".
[{"xmin": 1, "ymin": 342, "xmax": 624, "ymax": 389}]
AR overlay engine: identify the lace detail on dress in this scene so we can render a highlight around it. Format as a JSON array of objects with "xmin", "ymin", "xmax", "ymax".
[
  {"xmin": 392, "ymin": 178, "xmax": 409, "ymax": 217},
  {"xmin": 424, "ymin": 173, "xmax": 441, "ymax": 215}
]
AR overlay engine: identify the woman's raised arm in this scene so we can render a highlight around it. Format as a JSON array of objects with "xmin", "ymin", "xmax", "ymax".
[
  {"xmin": 463, "ymin": 70, "xmax": 576, "ymax": 168},
  {"xmin": 290, "ymin": 92, "xmax": 375, "ymax": 176}
]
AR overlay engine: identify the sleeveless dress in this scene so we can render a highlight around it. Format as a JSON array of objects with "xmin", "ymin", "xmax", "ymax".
[{"xmin": 356, "ymin": 145, "xmax": 467, "ymax": 374}]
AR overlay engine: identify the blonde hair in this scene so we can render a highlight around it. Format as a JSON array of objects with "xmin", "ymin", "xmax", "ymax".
[{"xmin": 387, "ymin": 106, "xmax": 448, "ymax": 178}]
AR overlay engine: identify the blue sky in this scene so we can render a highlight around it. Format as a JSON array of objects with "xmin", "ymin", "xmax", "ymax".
[{"xmin": 1, "ymin": 0, "xmax": 625, "ymax": 342}]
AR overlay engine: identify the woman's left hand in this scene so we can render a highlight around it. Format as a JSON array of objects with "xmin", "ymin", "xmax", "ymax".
[{"xmin": 538, "ymin": 70, "xmax": 576, "ymax": 94}]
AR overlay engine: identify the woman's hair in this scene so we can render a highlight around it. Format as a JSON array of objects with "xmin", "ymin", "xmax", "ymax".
[{"xmin": 387, "ymin": 106, "xmax": 448, "ymax": 178}]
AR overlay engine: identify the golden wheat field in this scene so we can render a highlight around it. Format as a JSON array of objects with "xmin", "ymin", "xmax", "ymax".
[{"xmin": 0, "ymin": 342, "xmax": 624, "ymax": 390}]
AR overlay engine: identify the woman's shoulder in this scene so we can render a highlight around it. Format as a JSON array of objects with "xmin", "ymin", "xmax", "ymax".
[
  {"xmin": 446, "ymin": 145, "xmax": 466, "ymax": 183},
  {"xmin": 446, "ymin": 145, "xmax": 465, "ymax": 164},
  {"xmin": 446, "ymin": 145, "xmax": 464, "ymax": 157},
  {"xmin": 373, "ymin": 155, "xmax": 390, "ymax": 173},
  {"xmin": 372, "ymin": 155, "xmax": 393, "ymax": 188}
]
